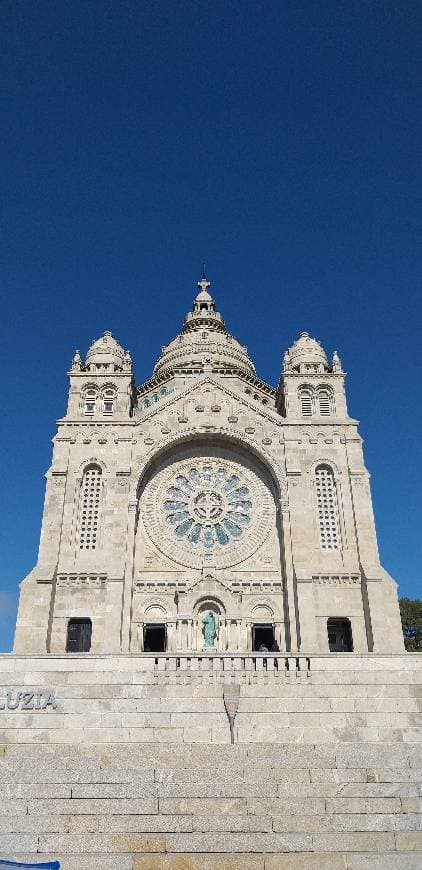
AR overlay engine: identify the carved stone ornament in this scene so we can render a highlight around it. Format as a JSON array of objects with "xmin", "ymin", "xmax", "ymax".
[
  {"xmin": 279, "ymin": 478, "xmax": 289, "ymax": 509},
  {"xmin": 142, "ymin": 455, "xmax": 273, "ymax": 570},
  {"xmin": 57, "ymin": 574, "xmax": 106, "ymax": 588},
  {"xmin": 312, "ymin": 574, "xmax": 360, "ymax": 586},
  {"xmin": 52, "ymin": 476, "xmax": 66, "ymax": 487}
]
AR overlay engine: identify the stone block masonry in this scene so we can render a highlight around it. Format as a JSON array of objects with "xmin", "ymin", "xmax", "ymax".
[
  {"xmin": 5, "ymin": 277, "xmax": 418, "ymax": 869},
  {"xmin": 14, "ymin": 288, "xmax": 407, "ymax": 661},
  {"xmin": 0, "ymin": 652, "xmax": 421, "ymax": 868}
]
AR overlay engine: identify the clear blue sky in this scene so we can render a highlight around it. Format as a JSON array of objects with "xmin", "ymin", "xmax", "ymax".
[{"xmin": 1, "ymin": 1, "xmax": 421, "ymax": 652}]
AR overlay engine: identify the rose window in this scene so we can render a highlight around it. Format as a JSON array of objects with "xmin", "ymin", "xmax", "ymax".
[{"xmin": 163, "ymin": 464, "xmax": 252, "ymax": 549}]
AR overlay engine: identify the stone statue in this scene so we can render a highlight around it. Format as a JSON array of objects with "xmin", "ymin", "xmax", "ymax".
[
  {"xmin": 71, "ymin": 350, "xmax": 81, "ymax": 371},
  {"xmin": 332, "ymin": 350, "xmax": 342, "ymax": 372},
  {"xmin": 202, "ymin": 610, "xmax": 218, "ymax": 649},
  {"xmin": 283, "ymin": 350, "xmax": 291, "ymax": 373}
]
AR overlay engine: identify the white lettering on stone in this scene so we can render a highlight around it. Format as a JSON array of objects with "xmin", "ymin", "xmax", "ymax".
[
  {"xmin": 42, "ymin": 690, "xmax": 57, "ymax": 710},
  {"xmin": 0, "ymin": 689, "xmax": 57, "ymax": 711}
]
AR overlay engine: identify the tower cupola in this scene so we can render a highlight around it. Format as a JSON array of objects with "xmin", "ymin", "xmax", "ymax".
[
  {"xmin": 285, "ymin": 331, "xmax": 329, "ymax": 374},
  {"xmin": 85, "ymin": 330, "xmax": 126, "ymax": 372}
]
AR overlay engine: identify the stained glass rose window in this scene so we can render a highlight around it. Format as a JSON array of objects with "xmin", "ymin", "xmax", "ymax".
[{"xmin": 163, "ymin": 464, "xmax": 252, "ymax": 549}]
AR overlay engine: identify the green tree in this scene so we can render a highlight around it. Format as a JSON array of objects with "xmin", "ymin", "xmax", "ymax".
[{"xmin": 399, "ymin": 598, "xmax": 422, "ymax": 651}]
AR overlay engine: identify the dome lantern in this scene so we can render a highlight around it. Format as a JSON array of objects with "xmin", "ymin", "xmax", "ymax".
[{"xmin": 193, "ymin": 269, "xmax": 216, "ymax": 314}]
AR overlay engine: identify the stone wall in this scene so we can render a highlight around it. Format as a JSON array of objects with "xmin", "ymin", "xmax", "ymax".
[{"xmin": 0, "ymin": 653, "xmax": 421, "ymax": 868}]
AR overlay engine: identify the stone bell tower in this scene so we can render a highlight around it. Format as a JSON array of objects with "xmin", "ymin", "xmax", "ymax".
[{"xmin": 67, "ymin": 330, "xmax": 135, "ymax": 419}]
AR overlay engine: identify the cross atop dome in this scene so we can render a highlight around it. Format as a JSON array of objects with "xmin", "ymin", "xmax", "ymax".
[
  {"xmin": 197, "ymin": 276, "xmax": 211, "ymax": 294},
  {"xmin": 197, "ymin": 263, "xmax": 211, "ymax": 296},
  {"xmin": 193, "ymin": 265, "xmax": 216, "ymax": 313}
]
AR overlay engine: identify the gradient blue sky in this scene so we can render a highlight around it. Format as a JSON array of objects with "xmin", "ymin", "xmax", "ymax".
[{"xmin": 1, "ymin": 1, "xmax": 421, "ymax": 652}]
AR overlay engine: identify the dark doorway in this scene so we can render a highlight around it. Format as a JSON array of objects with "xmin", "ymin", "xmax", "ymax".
[
  {"xmin": 327, "ymin": 618, "xmax": 353, "ymax": 652},
  {"xmin": 143, "ymin": 623, "xmax": 166, "ymax": 652},
  {"xmin": 252, "ymin": 624, "xmax": 277, "ymax": 652},
  {"xmin": 66, "ymin": 618, "xmax": 92, "ymax": 652}
]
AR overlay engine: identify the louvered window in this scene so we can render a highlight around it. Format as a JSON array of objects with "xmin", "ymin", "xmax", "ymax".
[
  {"xmin": 83, "ymin": 388, "xmax": 97, "ymax": 414},
  {"xmin": 318, "ymin": 389, "xmax": 332, "ymax": 416},
  {"xmin": 299, "ymin": 388, "xmax": 313, "ymax": 416},
  {"xmin": 78, "ymin": 465, "xmax": 102, "ymax": 550},
  {"xmin": 102, "ymin": 387, "xmax": 116, "ymax": 414},
  {"xmin": 315, "ymin": 465, "xmax": 340, "ymax": 550}
]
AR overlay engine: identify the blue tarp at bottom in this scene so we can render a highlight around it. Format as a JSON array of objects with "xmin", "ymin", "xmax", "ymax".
[{"xmin": 0, "ymin": 862, "xmax": 60, "ymax": 869}]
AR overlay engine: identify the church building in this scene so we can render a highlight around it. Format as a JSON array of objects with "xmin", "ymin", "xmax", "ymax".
[{"xmin": 14, "ymin": 274, "xmax": 404, "ymax": 657}]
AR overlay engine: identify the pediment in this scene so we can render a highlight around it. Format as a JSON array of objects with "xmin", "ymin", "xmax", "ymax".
[
  {"xmin": 187, "ymin": 571, "xmax": 233, "ymax": 594},
  {"xmin": 135, "ymin": 376, "xmax": 281, "ymax": 427}
]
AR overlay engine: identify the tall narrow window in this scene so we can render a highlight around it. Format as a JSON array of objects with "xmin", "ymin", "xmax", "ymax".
[
  {"xmin": 66, "ymin": 618, "xmax": 92, "ymax": 652},
  {"xmin": 83, "ymin": 388, "xmax": 97, "ymax": 415},
  {"xmin": 102, "ymin": 387, "xmax": 116, "ymax": 414},
  {"xmin": 315, "ymin": 464, "xmax": 340, "ymax": 550},
  {"xmin": 78, "ymin": 465, "xmax": 102, "ymax": 550},
  {"xmin": 317, "ymin": 388, "xmax": 332, "ymax": 416},
  {"xmin": 299, "ymin": 387, "xmax": 313, "ymax": 416}
]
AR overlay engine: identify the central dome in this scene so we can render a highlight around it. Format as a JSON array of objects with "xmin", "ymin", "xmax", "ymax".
[{"xmin": 153, "ymin": 277, "xmax": 255, "ymax": 378}]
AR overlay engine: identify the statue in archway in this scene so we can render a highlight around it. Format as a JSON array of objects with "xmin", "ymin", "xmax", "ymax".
[{"xmin": 202, "ymin": 610, "xmax": 218, "ymax": 649}]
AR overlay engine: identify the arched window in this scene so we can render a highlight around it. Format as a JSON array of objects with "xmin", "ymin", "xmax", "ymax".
[
  {"xmin": 298, "ymin": 387, "xmax": 313, "ymax": 416},
  {"xmin": 78, "ymin": 465, "xmax": 102, "ymax": 551},
  {"xmin": 66, "ymin": 618, "xmax": 92, "ymax": 652},
  {"xmin": 315, "ymin": 464, "xmax": 341, "ymax": 550},
  {"xmin": 83, "ymin": 387, "xmax": 98, "ymax": 415},
  {"xmin": 102, "ymin": 386, "xmax": 116, "ymax": 414},
  {"xmin": 143, "ymin": 604, "xmax": 168, "ymax": 653},
  {"xmin": 317, "ymin": 387, "xmax": 333, "ymax": 416}
]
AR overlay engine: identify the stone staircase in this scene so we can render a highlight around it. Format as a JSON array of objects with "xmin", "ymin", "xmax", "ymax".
[{"xmin": 0, "ymin": 653, "xmax": 421, "ymax": 868}]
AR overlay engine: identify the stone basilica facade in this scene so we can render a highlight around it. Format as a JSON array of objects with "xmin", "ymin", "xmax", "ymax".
[{"xmin": 14, "ymin": 275, "xmax": 404, "ymax": 657}]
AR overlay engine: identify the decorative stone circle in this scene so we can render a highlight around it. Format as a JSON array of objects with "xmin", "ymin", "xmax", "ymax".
[{"xmin": 143, "ymin": 456, "xmax": 273, "ymax": 569}]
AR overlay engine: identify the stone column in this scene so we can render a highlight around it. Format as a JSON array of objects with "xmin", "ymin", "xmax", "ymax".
[
  {"xmin": 278, "ymin": 495, "xmax": 299, "ymax": 653},
  {"xmin": 240, "ymin": 620, "xmax": 248, "ymax": 652},
  {"xmin": 221, "ymin": 619, "xmax": 227, "ymax": 651},
  {"xmin": 138, "ymin": 622, "xmax": 144, "ymax": 652},
  {"xmin": 120, "ymin": 500, "xmax": 137, "ymax": 652},
  {"xmin": 275, "ymin": 621, "xmax": 284, "ymax": 652}
]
